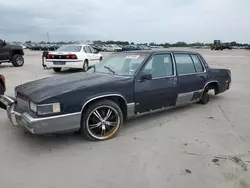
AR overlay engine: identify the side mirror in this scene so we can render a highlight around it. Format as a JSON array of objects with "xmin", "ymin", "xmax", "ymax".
[
  {"xmin": 94, "ymin": 50, "xmax": 99, "ymax": 54},
  {"xmin": 139, "ymin": 72, "xmax": 152, "ymax": 82}
]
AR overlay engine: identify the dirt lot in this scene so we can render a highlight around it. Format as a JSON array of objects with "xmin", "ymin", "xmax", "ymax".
[{"xmin": 0, "ymin": 48, "xmax": 250, "ymax": 188}]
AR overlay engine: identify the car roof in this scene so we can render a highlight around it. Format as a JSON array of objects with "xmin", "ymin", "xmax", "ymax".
[{"xmin": 115, "ymin": 50, "xmax": 200, "ymax": 55}]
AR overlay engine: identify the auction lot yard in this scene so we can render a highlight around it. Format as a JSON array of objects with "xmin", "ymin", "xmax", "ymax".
[{"xmin": 1, "ymin": 48, "xmax": 250, "ymax": 188}]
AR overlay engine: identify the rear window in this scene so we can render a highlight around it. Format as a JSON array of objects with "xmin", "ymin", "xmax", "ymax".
[{"xmin": 56, "ymin": 45, "xmax": 82, "ymax": 52}]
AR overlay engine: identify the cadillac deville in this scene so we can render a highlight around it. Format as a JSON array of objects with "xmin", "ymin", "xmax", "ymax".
[{"xmin": 0, "ymin": 51, "xmax": 231, "ymax": 141}]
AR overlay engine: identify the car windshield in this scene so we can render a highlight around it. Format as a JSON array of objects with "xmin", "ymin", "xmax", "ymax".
[
  {"xmin": 88, "ymin": 53, "xmax": 147, "ymax": 77},
  {"xmin": 56, "ymin": 45, "xmax": 82, "ymax": 52}
]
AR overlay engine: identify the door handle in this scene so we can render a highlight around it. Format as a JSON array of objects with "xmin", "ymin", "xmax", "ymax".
[
  {"xmin": 169, "ymin": 77, "xmax": 177, "ymax": 81},
  {"xmin": 198, "ymin": 75, "xmax": 206, "ymax": 80}
]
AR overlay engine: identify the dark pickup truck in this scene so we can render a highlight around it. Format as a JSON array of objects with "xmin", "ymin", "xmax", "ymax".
[
  {"xmin": 0, "ymin": 40, "xmax": 25, "ymax": 67},
  {"xmin": 0, "ymin": 50, "xmax": 231, "ymax": 141}
]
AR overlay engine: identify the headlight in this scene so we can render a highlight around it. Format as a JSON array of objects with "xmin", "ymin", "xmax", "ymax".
[
  {"xmin": 30, "ymin": 101, "xmax": 37, "ymax": 112},
  {"xmin": 30, "ymin": 102, "xmax": 61, "ymax": 115}
]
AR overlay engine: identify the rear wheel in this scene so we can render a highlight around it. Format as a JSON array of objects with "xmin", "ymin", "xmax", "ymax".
[
  {"xmin": 12, "ymin": 54, "xmax": 24, "ymax": 67},
  {"xmin": 198, "ymin": 89, "xmax": 210, "ymax": 105},
  {"xmin": 53, "ymin": 68, "xmax": 61, "ymax": 72},
  {"xmin": 81, "ymin": 100, "xmax": 123, "ymax": 141},
  {"xmin": 83, "ymin": 60, "xmax": 88, "ymax": 72}
]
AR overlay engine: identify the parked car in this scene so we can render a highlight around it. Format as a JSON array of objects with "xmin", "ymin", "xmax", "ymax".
[
  {"xmin": 44, "ymin": 44, "xmax": 103, "ymax": 72},
  {"xmin": 0, "ymin": 50, "xmax": 231, "ymax": 141},
  {"xmin": 0, "ymin": 74, "xmax": 6, "ymax": 109},
  {"xmin": 91, "ymin": 44, "xmax": 103, "ymax": 52},
  {"xmin": 0, "ymin": 74, "xmax": 6, "ymax": 95},
  {"xmin": 0, "ymin": 39, "xmax": 25, "ymax": 67},
  {"xmin": 102, "ymin": 44, "xmax": 122, "ymax": 52},
  {"xmin": 122, "ymin": 45, "xmax": 139, "ymax": 51}
]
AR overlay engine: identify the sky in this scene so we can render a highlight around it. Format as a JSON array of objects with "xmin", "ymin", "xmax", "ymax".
[{"xmin": 0, "ymin": 0, "xmax": 249, "ymax": 43}]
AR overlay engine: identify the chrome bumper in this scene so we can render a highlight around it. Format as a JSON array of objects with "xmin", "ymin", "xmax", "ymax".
[{"xmin": 1, "ymin": 95, "xmax": 81, "ymax": 135}]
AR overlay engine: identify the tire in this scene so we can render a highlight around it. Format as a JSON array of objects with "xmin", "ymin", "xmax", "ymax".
[
  {"xmin": 53, "ymin": 68, "xmax": 61, "ymax": 72},
  {"xmin": 12, "ymin": 54, "xmax": 24, "ymax": 67},
  {"xmin": 0, "ymin": 83, "xmax": 6, "ymax": 110},
  {"xmin": 0, "ymin": 83, "xmax": 4, "ymax": 95},
  {"xmin": 81, "ymin": 100, "xmax": 123, "ymax": 141},
  {"xmin": 100, "ymin": 57, "xmax": 103, "ymax": 61},
  {"xmin": 82, "ymin": 60, "xmax": 88, "ymax": 72},
  {"xmin": 198, "ymin": 89, "xmax": 210, "ymax": 105}
]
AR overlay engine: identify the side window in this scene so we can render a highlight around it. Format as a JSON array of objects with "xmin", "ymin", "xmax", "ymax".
[
  {"xmin": 83, "ymin": 46, "xmax": 91, "ymax": 53},
  {"xmin": 174, "ymin": 54, "xmax": 196, "ymax": 75},
  {"xmin": 191, "ymin": 54, "xmax": 204, "ymax": 72},
  {"xmin": 88, "ymin": 46, "xmax": 95, "ymax": 53},
  {"xmin": 142, "ymin": 54, "xmax": 174, "ymax": 78}
]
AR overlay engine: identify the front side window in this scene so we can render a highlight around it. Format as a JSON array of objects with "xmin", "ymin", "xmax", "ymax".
[
  {"xmin": 174, "ymin": 54, "xmax": 196, "ymax": 75},
  {"xmin": 88, "ymin": 53, "xmax": 147, "ymax": 77},
  {"xmin": 191, "ymin": 54, "xmax": 204, "ymax": 72},
  {"xmin": 142, "ymin": 54, "xmax": 174, "ymax": 78}
]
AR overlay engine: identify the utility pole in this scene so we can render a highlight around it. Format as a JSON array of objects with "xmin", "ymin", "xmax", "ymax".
[{"xmin": 46, "ymin": 32, "xmax": 50, "ymax": 43}]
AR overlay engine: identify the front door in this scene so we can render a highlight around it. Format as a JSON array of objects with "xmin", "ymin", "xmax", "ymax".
[
  {"xmin": 135, "ymin": 53, "xmax": 178, "ymax": 113},
  {"xmin": 0, "ymin": 46, "xmax": 9, "ymax": 61},
  {"xmin": 174, "ymin": 53, "xmax": 207, "ymax": 105}
]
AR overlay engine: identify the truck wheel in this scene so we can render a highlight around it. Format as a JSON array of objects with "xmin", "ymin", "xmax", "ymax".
[
  {"xmin": 12, "ymin": 54, "xmax": 24, "ymax": 67},
  {"xmin": 53, "ymin": 68, "xmax": 61, "ymax": 72},
  {"xmin": 82, "ymin": 60, "xmax": 88, "ymax": 72},
  {"xmin": 81, "ymin": 99, "xmax": 123, "ymax": 141},
  {"xmin": 198, "ymin": 89, "xmax": 210, "ymax": 105}
]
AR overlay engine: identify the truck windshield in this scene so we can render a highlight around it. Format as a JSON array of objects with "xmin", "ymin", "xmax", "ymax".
[{"xmin": 88, "ymin": 53, "xmax": 147, "ymax": 77}]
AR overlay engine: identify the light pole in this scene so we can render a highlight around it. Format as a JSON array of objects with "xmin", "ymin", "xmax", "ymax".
[{"xmin": 46, "ymin": 32, "xmax": 50, "ymax": 43}]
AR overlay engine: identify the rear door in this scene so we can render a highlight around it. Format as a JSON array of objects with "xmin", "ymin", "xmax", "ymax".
[
  {"xmin": 83, "ymin": 46, "xmax": 95, "ymax": 66},
  {"xmin": 173, "ymin": 53, "xmax": 206, "ymax": 105},
  {"xmin": 88, "ymin": 45, "xmax": 100, "ymax": 65}
]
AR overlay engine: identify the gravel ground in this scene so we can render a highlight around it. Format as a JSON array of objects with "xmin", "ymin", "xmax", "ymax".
[{"xmin": 0, "ymin": 48, "xmax": 250, "ymax": 188}]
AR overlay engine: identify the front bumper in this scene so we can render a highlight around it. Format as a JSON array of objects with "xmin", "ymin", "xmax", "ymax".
[{"xmin": 0, "ymin": 95, "xmax": 81, "ymax": 135}]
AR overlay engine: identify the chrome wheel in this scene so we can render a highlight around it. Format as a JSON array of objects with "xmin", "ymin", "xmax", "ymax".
[
  {"xmin": 17, "ymin": 56, "xmax": 23, "ymax": 65},
  {"xmin": 86, "ymin": 105, "xmax": 121, "ymax": 140}
]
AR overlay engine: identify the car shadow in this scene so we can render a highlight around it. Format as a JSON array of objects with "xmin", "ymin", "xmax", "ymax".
[
  {"xmin": 49, "ymin": 68, "xmax": 85, "ymax": 75},
  {"xmin": 0, "ymin": 64, "xmax": 15, "ymax": 69}
]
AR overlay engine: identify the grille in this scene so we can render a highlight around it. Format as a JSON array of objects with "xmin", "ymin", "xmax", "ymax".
[{"xmin": 16, "ymin": 95, "xmax": 29, "ymax": 112}]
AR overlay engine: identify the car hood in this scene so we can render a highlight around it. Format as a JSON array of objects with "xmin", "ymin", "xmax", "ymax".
[
  {"xmin": 4, "ymin": 44, "xmax": 23, "ymax": 50},
  {"xmin": 15, "ymin": 72, "xmax": 130, "ymax": 103}
]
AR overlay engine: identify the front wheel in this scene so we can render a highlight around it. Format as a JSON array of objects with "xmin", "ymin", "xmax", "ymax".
[
  {"xmin": 12, "ymin": 54, "xmax": 24, "ymax": 67},
  {"xmin": 81, "ymin": 100, "xmax": 123, "ymax": 141},
  {"xmin": 53, "ymin": 68, "xmax": 61, "ymax": 72}
]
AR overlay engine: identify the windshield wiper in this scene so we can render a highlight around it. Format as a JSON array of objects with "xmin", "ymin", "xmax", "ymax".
[{"xmin": 104, "ymin": 66, "xmax": 115, "ymax": 75}]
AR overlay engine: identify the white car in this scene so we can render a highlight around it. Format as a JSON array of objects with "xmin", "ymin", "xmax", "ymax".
[
  {"xmin": 102, "ymin": 44, "xmax": 122, "ymax": 52},
  {"xmin": 45, "ymin": 44, "xmax": 103, "ymax": 72}
]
